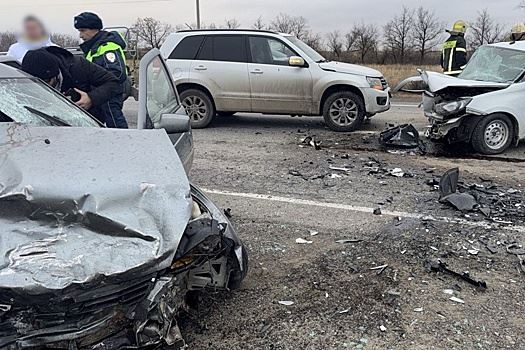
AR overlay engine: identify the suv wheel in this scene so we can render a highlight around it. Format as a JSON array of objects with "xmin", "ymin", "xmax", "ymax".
[
  {"xmin": 323, "ymin": 91, "xmax": 365, "ymax": 132},
  {"xmin": 471, "ymin": 114, "xmax": 514, "ymax": 155},
  {"xmin": 180, "ymin": 89, "xmax": 216, "ymax": 129}
]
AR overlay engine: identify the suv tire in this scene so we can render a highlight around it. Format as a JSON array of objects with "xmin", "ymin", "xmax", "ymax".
[
  {"xmin": 180, "ymin": 89, "xmax": 216, "ymax": 129},
  {"xmin": 323, "ymin": 91, "xmax": 365, "ymax": 132},
  {"xmin": 471, "ymin": 114, "xmax": 514, "ymax": 155}
]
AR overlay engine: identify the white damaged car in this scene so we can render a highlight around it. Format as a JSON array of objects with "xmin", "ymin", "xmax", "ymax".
[{"xmin": 396, "ymin": 41, "xmax": 525, "ymax": 154}]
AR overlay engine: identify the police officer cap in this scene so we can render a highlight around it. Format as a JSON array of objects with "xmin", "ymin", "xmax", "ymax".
[
  {"xmin": 74, "ymin": 12, "xmax": 103, "ymax": 30},
  {"xmin": 22, "ymin": 49, "xmax": 60, "ymax": 81}
]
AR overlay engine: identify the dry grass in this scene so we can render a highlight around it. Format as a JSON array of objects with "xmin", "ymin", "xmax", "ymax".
[{"xmin": 368, "ymin": 64, "xmax": 441, "ymax": 89}]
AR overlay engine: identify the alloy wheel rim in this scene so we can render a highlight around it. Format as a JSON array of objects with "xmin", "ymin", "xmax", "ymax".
[
  {"xmin": 329, "ymin": 98, "xmax": 358, "ymax": 125},
  {"xmin": 484, "ymin": 120, "xmax": 509, "ymax": 150},
  {"xmin": 182, "ymin": 96, "xmax": 208, "ymax": 122}
]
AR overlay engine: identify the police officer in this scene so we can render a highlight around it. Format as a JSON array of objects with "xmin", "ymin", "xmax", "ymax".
[
  {"xmin": 441, "ymin": 21, "xmax": 468, "ymax": 77},
  {"xmin": 511, "ymin": 23, "xmax": 525, "ymax": 42},
  {"xmin": 21, "ymin": 46, "xmax": 121, "ymax": 122},
  {"xmin": 74, "ymin": 12, "xmax": 129, "ymax": 129}
]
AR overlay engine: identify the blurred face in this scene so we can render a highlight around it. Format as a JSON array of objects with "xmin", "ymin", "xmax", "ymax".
[
  {"xmin": 24, "ymin": 19, "xmax": 46, "ymax": 41},
  {"xmin": 78, "ymin": 28, "xmax": 99, "ymax": 42}
]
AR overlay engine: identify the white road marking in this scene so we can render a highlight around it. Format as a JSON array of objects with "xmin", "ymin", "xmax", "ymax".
[
  {"xmin": 203, "ymin": 188, "xmax": 525, "ymax": 233},
  {"xmin": 391, "ymin": 103, "xmax": 420, "ymax": 108}
]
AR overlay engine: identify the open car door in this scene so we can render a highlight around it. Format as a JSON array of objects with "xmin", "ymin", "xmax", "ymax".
[{"xmin": 138, "ymin": 48, "xmax": 194, "ymax": 174}]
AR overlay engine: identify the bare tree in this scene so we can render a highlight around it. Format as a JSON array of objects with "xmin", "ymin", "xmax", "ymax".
[
  {"xmin": 344, "ymin": 31, "xmax": 357, "ymax": 52},
  {"xmin": 383, "ymin": 6, "xmax": 414, "ymax": 63},
  {"xmin": 252, "ymin": 16, "xmax": 266, "ymax": 30},
  {"xmin": 326, "ymin": 31, "xmax": 343, "ymax": 58},
  {"xmin": 413, "ymin": 7, "xmax": 443, "ymax": 64},
  {"xmin": 303, "ymin": 32, "xmax": 324, "ymax": 52},
  {"xmin": 269, "ymin": 13, "xmax": 309, "ymax": 39},
  {"xmin": 0, "ymin": 31, "xmax": 17, "ymax": 52},
  {"xmin": 225, "ymin": 18, "xmax": 241, "ymax": 29},
  {"xmin": 469, "ymin": 9, "xmax": 504, "ymax": 49},
  {"xmin": 132, "ymin": 17, "xmax": 174, "ymax": 49},
  {"xmin": 51, "ymin": 33, "xmax": 79, "ymax": 47},
  {"xmin": 351, "ymin": 24, "xmax": 379, "ymax": 63}
]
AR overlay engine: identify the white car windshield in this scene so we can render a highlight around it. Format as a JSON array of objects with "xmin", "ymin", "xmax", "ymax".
[
  {"xmin": 286, "ymin": 36, "xmax": 327, "ymax": 63},
  {"xmin": 459, "ymin": 45, "xmax": 525, "ymax": 83},
  {"xmin": 0, "ymin": 78, "xmax": 100, "ymax": 127}
]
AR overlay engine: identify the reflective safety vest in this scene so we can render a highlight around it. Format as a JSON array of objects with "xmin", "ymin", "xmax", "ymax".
[
  {"xmin": 441, "ymin": 34, "xmax": 468, "ymax": 76},
  {"xmin": 86, "ymin": 41, "xmax": 128, "ymax": 74}
]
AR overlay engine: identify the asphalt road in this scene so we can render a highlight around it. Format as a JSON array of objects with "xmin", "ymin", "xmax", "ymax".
[{"xmin": 123, "ymin": 100, "xmax": 525, "ymax": 349}]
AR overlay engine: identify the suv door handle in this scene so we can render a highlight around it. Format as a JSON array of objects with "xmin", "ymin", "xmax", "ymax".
[
  {"xmin": 194, "ymin": 65, "xmax": 207, "ymax": 71},
  {"xmin": 250, "ymin": 69, "xmax": 264, "ymax": 75}
]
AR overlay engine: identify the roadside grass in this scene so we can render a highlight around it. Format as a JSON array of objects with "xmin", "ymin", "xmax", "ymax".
[{"xmin": 368, "ymin": 64, "xmax": 441, "ymax": 89}]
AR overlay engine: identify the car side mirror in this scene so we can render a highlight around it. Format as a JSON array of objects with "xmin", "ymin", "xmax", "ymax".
[
  {"xmin": 154, "ymin": 113, "xmax": 190, "ymax": 134},
  {"xmin": 289, "ymin": 56, "xmax": 306, "ymax": 67}
]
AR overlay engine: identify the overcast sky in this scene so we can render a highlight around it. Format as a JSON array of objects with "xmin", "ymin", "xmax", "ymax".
[{"xmin": 2, "ymin": 0, "xmax": 524, "ymax": 36}]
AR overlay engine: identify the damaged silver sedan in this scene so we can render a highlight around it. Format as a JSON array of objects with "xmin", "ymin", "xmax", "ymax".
[
  {"xmin": 0, "ymin": 50, "xmax": 248, "ymax": 349},
  {"xmin": 395, "ymin": 41, "xmax": 525, "ymax": 155}
]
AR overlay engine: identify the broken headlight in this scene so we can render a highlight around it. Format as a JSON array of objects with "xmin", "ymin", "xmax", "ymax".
[{"xmin": 435, "ymin": 98, "xmax": 472, "ymax": 116}]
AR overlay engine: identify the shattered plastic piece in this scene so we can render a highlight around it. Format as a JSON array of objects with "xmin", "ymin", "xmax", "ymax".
[
  {"xmin": 278, "ymin": 300, "xmax": 295, "ymax": 306},
  {"xmin": 373, "ymin": 208, "xmax": 382, "ymax": 215},
  {"xmin": 329, "ymin": 165, "xmax": 352, "ymax": 172},
  {"xmin": 329, "ymin": 173, "xmax": 343, "ymax": 179},
  {"xmin": 379, "ymin": 124, "xmax": 421, "ymax": 149},
  {"xmin": 426, "ymin": 259, "xmax": 487, "ymax": 289},
  {"xmin": 443, "ymin": 289, "xmax": 455, "ymax": 295},
  {"xmin": 224, "ymin": 208, "xmax": 233, "ymax": 218},
  {"xmin": 467, "ymin": 249, "xmax": 479, "ymax": 255},
  {"xmin": 301, "ymin": 135, "xmax": 322, "ymax": 150},
  {"xmin": 296, "ymin": 238, "xmax": 313, "ymax": 244},
  {"xmin": 379, "ymin": 325, "xmax": 387, "ymax": 332},
  {"xmin": 389, "ymin": 168, "xmax": 405, "ymax": 177},
  {"xmin": 309, "ymin": 230, "xmax": 319, "ymax": 236},
  {"xmin": 336, "ymin": 239, "xmax": 363, "ymax": 244},
  {"xmin": 413, "ymin": 307, "xmax": 424, "ymax": 312},
  {"xmin": 449, "ymin": 297, "xmax": 465, "ymax": 304},
  {"xmin": 439, "ymin": 168, "xmax": 478, "ymax": 212}
]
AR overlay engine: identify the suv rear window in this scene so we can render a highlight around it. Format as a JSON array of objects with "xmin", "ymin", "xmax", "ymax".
[
  {"xmin": 196, "ymin": 35, "xmax": 247, "ymax": 63},
  {"xmin": 169, "ymin": 35, "xmax": 205, "ymax": 60}
]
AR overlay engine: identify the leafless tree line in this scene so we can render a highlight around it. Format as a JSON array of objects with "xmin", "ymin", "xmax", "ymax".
[{"xmin": 0, "ymin": 8, "xmax": 509, "ymax": 64}]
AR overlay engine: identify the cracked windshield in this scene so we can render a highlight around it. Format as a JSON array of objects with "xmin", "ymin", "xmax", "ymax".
[
  {"xmin": 459, "ymin": 45, "xmax": 525, "ymax": 83},
  {"xmin": 0, "ymin": 78, "xmax": 99, "ymax": 127}
]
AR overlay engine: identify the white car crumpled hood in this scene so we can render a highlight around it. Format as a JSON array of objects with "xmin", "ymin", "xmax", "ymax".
[
  {"xmin": 319, "ymin": 61, "xmax": 383, "ymax": 77},
  {"xmin": 422, "ymin": 71, "xmax": 509, "ymax": 93},
  {"xmin": 0, "ymin": 124, "xmax": 192, "ymax": 293}
]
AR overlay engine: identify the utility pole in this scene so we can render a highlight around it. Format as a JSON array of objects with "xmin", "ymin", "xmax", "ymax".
[{"xmin": 196, "ymin": 0, "xmax": 201, "ymax": 29}]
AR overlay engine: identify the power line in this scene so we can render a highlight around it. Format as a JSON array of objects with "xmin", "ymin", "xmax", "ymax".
[{"xmin": 1, "ymin": 0, "xmax": 173, "ymax": 8}]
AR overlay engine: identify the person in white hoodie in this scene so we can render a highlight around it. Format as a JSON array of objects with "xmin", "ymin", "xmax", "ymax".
[{"xmin": 7, "ymin": 15, "xmax": 56, "ymax": 63}]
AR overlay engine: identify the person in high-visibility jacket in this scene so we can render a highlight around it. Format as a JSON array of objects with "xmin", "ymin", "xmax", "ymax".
[
  {"xmin": 74, "ymin": 12, "xmax": 128, "ymax": 129},
  {"xmin": 511, "ymin": 23, "xmax": 525, "ymax": 42},
  {"xmin": 441, "ymin": 21, "xmax": 468, "ymax": 77}
]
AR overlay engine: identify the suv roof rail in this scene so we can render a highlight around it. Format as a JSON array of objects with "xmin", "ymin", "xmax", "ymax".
[{"xmin": 176, "ymin": 28, "xmax": 278, "ymax": 34}]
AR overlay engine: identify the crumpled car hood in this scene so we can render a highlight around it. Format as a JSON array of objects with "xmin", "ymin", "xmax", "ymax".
[
  {"xmin": 422, "ymin": 71, "xmax": 509, "ymax": 93},
  {"xmin": 0, "ymin": 123, "xmax": 192, "ymax": 293},
  {"xmin": 319, "ymin": 61, "xmax": 382, "ymax": 77}
]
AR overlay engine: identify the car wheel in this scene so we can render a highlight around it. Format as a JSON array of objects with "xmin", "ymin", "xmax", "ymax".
[
  {"xmin": 471, "ymin": 114, "xmax": 514, "ymax": 155},
  {"xmin": 180, "ymin": 89, "xmax": 215, "ymax": 129},
  {"xmin": 217, "ymin": 111, "xmax": 236, "ymax": 117},
  {"xmin": 227, "ymin": 244, "xmax": 249, "ymax": 290},
  {"xmin": 323, "ymin": 91, "xmax": 365, "ymax": 132}
]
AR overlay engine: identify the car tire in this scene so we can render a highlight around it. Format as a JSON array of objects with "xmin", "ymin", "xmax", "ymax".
[
  {"xmin": 180, "ymin": 89, "xmax": 216, "ymax": 129},
  {"xmin": 322, "ymin": 91, "xmax": 365, "ymax": 132},
  {"xmin": 227, "ymin": 244, "xmax": 249, "ymax": 290},
  {"xmin": 217, "ymin": 111, "xmax": 236, "ymax": 117},
  {"xmin": 471, "ymin": 114, "xmax": 514, "ymax": 155}
]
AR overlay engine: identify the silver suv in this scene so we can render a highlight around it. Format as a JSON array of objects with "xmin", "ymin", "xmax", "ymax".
[{"xmin": 160, "ymin": 29, "xmax": 391, "ymax": 132}]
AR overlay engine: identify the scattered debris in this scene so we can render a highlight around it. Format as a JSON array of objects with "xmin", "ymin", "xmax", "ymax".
[
  {"xmin": 300, "ymin": 136, "xmax": 322, "ymax": 150},
  {"xmin": 443, "ymin": 289, "xmax": 455, "ymax": 295},
  {"xmin": 223, "ymin": 208, "xmax": 233, "ymax": 218},
  {"xmin": 373, "ymin": 207, "xmax": 382, "ymax": 215},
  {"xmin": 309, "ymin": 230, "xmax": 319, "ymax": 236},
  {"xmin": 336, "ymin": 239, "xmax": 363, "ymax": 244},
  {"xmin": 370, "ymin": 264, "xmax": 388, "ymax": 275},
  {"xmin": 449, "ymin": 297, "xmax": 465, "ymax": 304},
  {"xmin": 329, "ymin": 165, "xmax": 353, "ymax": 172},
  {"xmin": 389, "ymin": 168, "xmax": 405, "ymax": 177},
  {"xmin": 278, "ymin": 301, "xmax": 295, "ymax": 306},
  {"xmin": 379, "ymin": 325, "xmax": 387, "ymax": 332},
  {"xmin": 426, "ymin": 259, "xmax": 487, "ymax": 289},
  {"xmin": 413, "ymin": 307, "xmax": 424, "ymax": 312},
  {"xmin": 506, "ymin": 243, "xmax": 525, "ymax": 273},
  {"xmin": 379, "ymin": 124, "xmax": 421, "ymax": 149},
  {"xmin": 296, "ymin": 238, "xmax": 313, "ymax": 244},
  {"xmin": 439, "ymin": 168, "xmax": 477, "ymax": 212}
]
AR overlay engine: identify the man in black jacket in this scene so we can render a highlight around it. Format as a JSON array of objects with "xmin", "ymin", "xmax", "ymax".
[
  {"xmin": 441, "ymin": 21, "xmax": 468, "ymax": 76},
  {"xmin": 21, "ymin": 46, "xmax": 120, "ymax": 124},
  {"xmin": 74, "ymin": 12, "xmax": 129, "ymax": 129}
]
